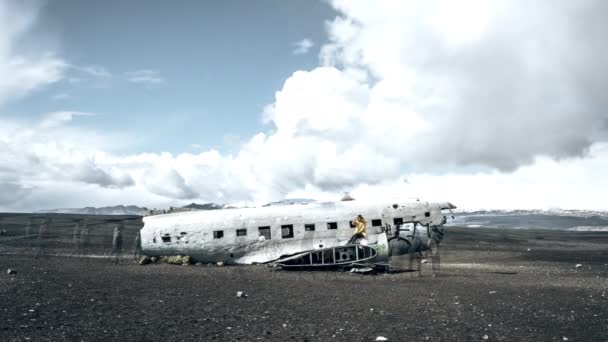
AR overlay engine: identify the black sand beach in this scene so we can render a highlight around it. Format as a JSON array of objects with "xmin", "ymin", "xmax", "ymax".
[{"xmin": 1, "ymin": 215, "xmax": 607, "ymax": 341}]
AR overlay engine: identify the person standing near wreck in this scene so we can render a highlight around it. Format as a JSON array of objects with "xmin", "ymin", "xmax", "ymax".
[
  {"xmin": 34, "ymin": 218, "xmax": 50, "ymax": 259},
  {"xmin": 79, "ymin": 218, "xmax": 90, "ymax": 258},
  {"xmin": 347, "ymin": 214, "xmax": 367, "ymax": 245},
  {"xmin": 71, "ymin": 221, "xmax": 80, "ymax": 256},
  {"xmin": 111, "ymin": 224, "xmax": 123, "ymax": 263},
  {"xmin": 133, "ymin": 231, "xmax": 142, "ymax": 261}
]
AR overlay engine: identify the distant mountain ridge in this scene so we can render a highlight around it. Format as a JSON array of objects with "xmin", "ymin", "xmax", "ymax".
[
  {"xmin": 450, "ymin": 209, "xmax": 608, "ymax": 231},
  {"xmin": 182, "ymin": 203, "xmax": 225, "ymax": 210},
  {"xmin": 38, "ymin": 203, "xmax": 230, "ymax": 216},
  {"xmin": 453, "ymin": 208, "xmax": 608, "ymax": 217},
  {"xmin": 38, "ymin": 205, "xmax": 148, "ymax": 216},
  {"xmin": 262, "ymin": 198, "xmax": 316, "ymax": 207}
]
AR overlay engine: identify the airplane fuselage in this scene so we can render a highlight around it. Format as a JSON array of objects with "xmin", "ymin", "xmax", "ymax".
[{"xmin": 140, "ymin": 200, "xmax": 455, "ymax": 264}]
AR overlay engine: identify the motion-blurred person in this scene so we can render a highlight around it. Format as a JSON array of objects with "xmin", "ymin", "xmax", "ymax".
[
  {"xmin": 24, "ymin": 218, "xmax": 34, "ymax": 254},
  {"xmin": 111, "ymin": 224, "xmax": 123, "ymax": 263},
  {"xmin": 429, "ymin": 227, "xmax": 442, "ymax": 276},
  {"xmin": 79, "ymin": 219, "xmax": 91, "ymax": 261},
  {"xmin": 25, "ymin": 218, "xmax": 32, "ymax": 238},
  {"xmin": 133, "ymin": 230, "xmax": 142, "ymax": 261},
  {"xmin": 34, "ymin": 218, "xmax": 50, "ymax": 259},
  {"xmin": 70, "ymin": 221, "xmax": 80, "ymax": 256}
]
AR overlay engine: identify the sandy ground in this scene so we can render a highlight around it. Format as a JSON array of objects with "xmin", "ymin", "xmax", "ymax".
[{"xmin": 1, "ymin": 224, "xmax": 607, "ymax": 341}]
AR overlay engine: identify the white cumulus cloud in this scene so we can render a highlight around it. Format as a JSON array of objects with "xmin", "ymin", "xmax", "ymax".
[
  {"xmin": 292, "ymin": 38, "xmax": 314, "ymax": 55},
  {"xmin": 0, "ymin": 1, "xmax": 66, "ymax": 105},
  {"xmin": 124, "ymin": 69, "xmax": 165, "ymax": 85},
  {"xmin": 2, "ymin": 0, "xmax": 608, "ymax": 211}
]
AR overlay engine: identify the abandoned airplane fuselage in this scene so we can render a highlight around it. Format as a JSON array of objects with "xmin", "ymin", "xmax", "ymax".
[{"xmin": 140, "ymin": 200, "xmax": 455, "ymax": 266}]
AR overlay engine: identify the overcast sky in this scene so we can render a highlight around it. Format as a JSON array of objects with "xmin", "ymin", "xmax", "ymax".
[{"xmin": 1, "ymin": 0, "xmax": 607, "ymax": 211}]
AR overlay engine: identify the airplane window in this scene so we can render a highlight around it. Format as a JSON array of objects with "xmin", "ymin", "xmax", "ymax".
[
  {"xmin": 425, "ymin": 211, "xmax": 431, "ymax": 217},
  {"xmin": 304, "ymin": 224, "xmax": 315, "ymax": 231},
  {"xmin": 258, "ymin": 226, "xmax": 271, "ymax": 240},
  {"xmin": 371, "ymin": 219, "xmax": 382, "ymax": 227},
  {"xmin": 281, "ymin": 225, "xmax": 294, "ymax": 238},
  {"xmin": 236, "ymin": 228, "xmax": 247, "ymax": 236},
  {"xmin": 213, "ymin": 230, "xmax": 224, "ymax": 239},
  {"xmin": 393, "ymin": 217, "xmax": 404, "ymax": 226},
  {"xmin": 327, "ymin": 222, "xmax": 338, "ymax": 230},
  {"xmin": 161, "ymin": 235, "xmax": 171, "ymax": 243}
]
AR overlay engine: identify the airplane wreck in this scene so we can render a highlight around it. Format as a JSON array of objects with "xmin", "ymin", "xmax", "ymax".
[{"xmin": 140, "ymin": 200, "xmax": 456, "ymax": 270}]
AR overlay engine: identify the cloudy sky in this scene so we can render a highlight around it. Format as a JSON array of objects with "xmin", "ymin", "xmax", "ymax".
[{"xmin": 1, "ymin": 0, "xmax": 607, "ymax": 212}]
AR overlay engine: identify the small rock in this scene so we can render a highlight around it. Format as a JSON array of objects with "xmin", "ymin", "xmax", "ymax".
[
  {"xmin": 236, "ymin": 291, "xmax": 247, "ymax": 298},
  {"xmin": 421, "ymin": 259, "xmax": 428, "ymax": 264},
  {"xmin": 489, "ymin": 291, "xmax": 496, "ymax": 294},
  {"xmin": 217, "ymin": 261, "xmax": 224, "ymax": 266},
  {"xmin": 376, "ymin": 337, "xmax": 388, "ymax": 341},
  {"xmin": 562, "ymin": 337, "xmax": 568, "ymax": 341},
  {"xmin": 526, "ymin": 248, "xmax": 531, "ymax": 251},
  {"xmin": 138, "ymin": 256, "xmax": 151, "ymax": 265},
  {"xmin": 195, "ymin": 262, "xmax": 203, "ymax": 266},
  {"xmin": 575, "ymin": 264, "xmax": 583, "ymax": 268},
  {"xmin": 482, "ymin": 334, "xmax": 489, "ymax": 340},
  {"xmin": 7, "ymin": 268, "xmax": 16, "ymax": 275}
]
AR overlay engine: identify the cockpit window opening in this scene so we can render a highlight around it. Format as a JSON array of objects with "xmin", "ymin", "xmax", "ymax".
[
  {"xmin": 327, "ymin": 222, "xmax": 338, "ymax": 230},
  {"xmin": 236, "ymin": 228, "xmax": 247, "ymax": 236},
  {"xmin": 213, "ymin": 230, "xmax": 224, "ymax": 239},
  {"xmin": 393, "ymin": 217, "xmax": 404, "ymax": 226},
  {"xmin": 425, "ymin": 211, "xmax": 431, "ymax": 217},
  {"xmin": 371, "ymin": 219, "xmax": 382, "ymax": 227},
  {"xmin": 161, "ymin": 235, "xmax": 171, "ymax": 243},
  {"xmin": 281, "ymin": 225, "xmax": 294, "ymax": 238}
]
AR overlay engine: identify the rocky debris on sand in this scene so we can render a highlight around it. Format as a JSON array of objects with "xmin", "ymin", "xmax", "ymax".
[
  {"xmin": 7, "ymin": 268, "xmax": 16, "ymax": 275},
  {"xmin": 217, "ymin": 261, "xmax": 224, "ymax": 266},
  {"xmin": 164, "ymin": 255, "xmax": 191, "ymax": 265},
  {"xmin": 421, "ymin": 259, "xmax": 429, "ymax": 264},
  {"xmin": 236, "ymin": 291, "xmax": 247, "ymax": 298},
  {"xmin": 575, "ymin": 264, "xmax": 583, "ymax": 268},
  {"xmin": 376, "ymin": 337, "xmax": 388, "ymax": 341},
  {"xmin": 482, "ymin": 334, "xmax": 489, "ymax": 340},
  {"xmin": 138, "ymin": 256, "xmax": 151, "ymax": 265},
  {"xmin": 150, "ymin": 256, "xmax": 158, "ymax": 262}
]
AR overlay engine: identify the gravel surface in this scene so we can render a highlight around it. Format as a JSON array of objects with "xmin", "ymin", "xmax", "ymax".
[{"xmin": 1, "ymin": 226, "xmax": 607, "ymax": 341}]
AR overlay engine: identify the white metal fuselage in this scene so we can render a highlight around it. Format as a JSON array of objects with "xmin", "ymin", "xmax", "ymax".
[{"xmin": 140, "ymin": 200, "xmax": 454, "ymax": 264}]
